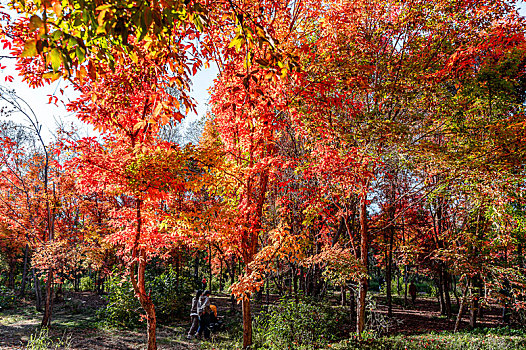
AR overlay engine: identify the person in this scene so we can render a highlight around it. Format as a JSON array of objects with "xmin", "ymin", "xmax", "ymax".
[
  {"xmin": 209, "ymin": 304, "xmax": 223, "ymax": 333},
  {"xmin": 197, "ymin": 290, "xmax": 211, "ymax": 340},
  {"xmin": 409, "ymin": 282, "xmax": 417, "ymax": 305},
  {"xmin": 187, "ymin": 290, "xmax": 202, "ymax": 339}
]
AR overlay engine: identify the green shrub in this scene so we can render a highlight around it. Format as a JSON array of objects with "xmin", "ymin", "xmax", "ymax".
[
  {"xmin": 0, "ymin": 285, "xmax": 16, "ymax": 310},
  {"xmin": 80, "ymin": 276, "xmax": 94, "ymax": 292},
  {"xmin": 97, "ymin": 275, "xmax": 142, "ymax": 328},
  {"xmin": 253, "ymin": 296, "xmax": 350, "ymax": 350},
  {"xmin": 148, "ymin": 268, "xmax": 194, "ymax": 323},
  {"xmin": 27, "ymin": 327, "xmax": 72, "ymax": 350},
  {"xmin": 98, "ymin": 266, "xmax": 195, "ymax": 328},
  {"xmin": 331, "ymin": 329, "xmax": 526, "ymax": 350}
]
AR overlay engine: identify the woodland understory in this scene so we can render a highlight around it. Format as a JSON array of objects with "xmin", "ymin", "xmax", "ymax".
[{"xmin": 0, "ymin": 0, "xmax": 526, "ymax": 349}]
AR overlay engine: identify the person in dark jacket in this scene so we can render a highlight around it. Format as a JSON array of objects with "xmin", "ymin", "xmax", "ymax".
[
  {"xmin": 187, "ymin": 290, "xmax": 202, "ymax": 339},
  {"xmin": 196, "ymin": 290, "xmax": 211, "ymax": 339},
  {"xmin": 409, "ymin": 282, "xmax": 417, "ymax": 305}
]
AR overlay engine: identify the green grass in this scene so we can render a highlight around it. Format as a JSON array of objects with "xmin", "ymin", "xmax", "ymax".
[{"xmin": 331, "ymin": 328, "xmax": 526, "ymax": 350}]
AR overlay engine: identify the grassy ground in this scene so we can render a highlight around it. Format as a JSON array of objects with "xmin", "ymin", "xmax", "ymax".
[
  {"xmin": 0, "ymin": 293, "xmax": 201, "ymax": 349},
  {"xmin": 1, "ymin": 291, "xmax": 526, "ymax": 349}
]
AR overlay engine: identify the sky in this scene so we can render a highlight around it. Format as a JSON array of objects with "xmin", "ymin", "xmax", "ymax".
[
  {"xmin": 0, "ymin": 49, "xmax": 219, "ymax": 141},
  {"xmin": 0, "ymin": 2, "xmax": 525, "ymax": 141}
]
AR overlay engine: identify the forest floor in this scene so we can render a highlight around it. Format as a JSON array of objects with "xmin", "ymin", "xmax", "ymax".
[{"xmin": 0, "ymin": 291, "xmax": 512, "ymax": 349}]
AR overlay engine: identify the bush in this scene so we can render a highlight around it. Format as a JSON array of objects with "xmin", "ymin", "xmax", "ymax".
[
  {"xmin": 80, "ymin": 276, "xmax": 94, "ymax": 292},
  {"xmin": 148, "ymin": 268, "xmax": 194, "ymax": 323},
  {"xmin": 0, "ymin": 285, "xmax": 16, "ymax": 310},
  {"xmin": 27, "ymin": 327, "xmax": 72, "ymax": 350},
  {"xmin": 98, "ymin": 266, "xmax": 195, "ymax": 328},
  {"xmin": 253, "ymin": 296, "xmax": 350, "ymax": 350},
  {"xmin": 331, "ymin": 329, "xmax": 526, "ymax": 350},
  {"xmin": 97, "ymin": 275, "xmax": 142, "ymax": 328}
]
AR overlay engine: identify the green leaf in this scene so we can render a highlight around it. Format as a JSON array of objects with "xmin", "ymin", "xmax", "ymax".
[
  {"xmin": 48, "ymin": 48, "xmax": 62, "ymax": 72},
  {"xmin": 20, "ymin": 40, "xmax": 37, "ymax": 57},
  {"xmin": 51, "ymin": 30, "xmax": 63, "ymax": 40},
  {"xmin": 75, "ymin": 46, "xmax": 85, "ymax": 63}
]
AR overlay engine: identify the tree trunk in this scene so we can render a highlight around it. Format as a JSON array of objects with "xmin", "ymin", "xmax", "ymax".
[
  {"xmin": 404, "ymin": 267, "xmax": 408, "ymax": 308},
  {"xmin": 341, "ymin": 285, "xmax": 347, "ymax": 306},
  {"xmin": 349, "ymin": 286, "xmax": 356, "ymax": 326},
  {"xmin": 437, "ymin": 272, "xmax": 446, "ymax": 316},
  {"xmin": 132, "ymin": 255, "xmax": 157, "ymax": 350},
  {"xmin": 356, "ymin": 193, "xmax": 368, "ymax": 336},
  {"xmin": 41, "ymin": 269, "xmax": 54, "ymax": 327},
  {"xmin": 19, "ymin": 244, "xmax": 30, "ymax": 297},
  {"xmin": 219, "ymin": 260, "xmax": 223, "ymax": 292},
  {"xmin": 242, "ymin": 293, "xmax": 252, "ymax": 348},
  {"xmin": 208, "ymin": 244, "xmax": 212, "ymax": 291},
  {"xmin": 454, "ymin": 282, "xmax": 469, "ymax": 332},
  {"xmin": 7, "ymin": 259, "xmax": 15, "ymax": 289},
  {"xmin": 230, "ymin": 256, "xmax": 236, "ymax": 311},
  {"xmin": 33, "ymin": 268, "xmax": 42, "ymax": 312},
  {"xmin": 443, "ymin": 269, "xmax": 452, "ymax": 318},
  {"xmin": 386, "ymin": 227, "xmax": 394, "ymax": 317},
  {"xmin": 194, "ymin": 255, "xmax": 199, "ymax": 284},
  {"xmin": 130, "ymin": 199, "xmax": 157, "ymax": 350},
  {"xmin": 469, "ymin": 276, "xmax": 481, "ymax": 329}
]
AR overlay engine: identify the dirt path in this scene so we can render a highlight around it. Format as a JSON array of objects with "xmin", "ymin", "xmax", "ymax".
[
  {"xmin": 0, "ymin": 293, "xmax": 202, "ymax": 350},
  {"xmin": 373, "ymin": 295, "xmax": 506, "ymax": 335}
]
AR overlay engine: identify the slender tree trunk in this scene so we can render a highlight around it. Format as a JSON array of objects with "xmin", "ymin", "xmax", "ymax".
[
  {"xmin": 33, "ymin": 268, "xmax": 42, "ymax": 312},
  {"xmin": 469, "ymin": 276, "xmax": 481, "ymax": 329},
  {"xmin": 7, "ymin": 259, "xmax": 15, "ymax": 289},
  {"xmin": 443, "ymin": 269, "xmax": 452, "ymax": 318},
  {"xmin": 349, "ymin": 286, "xmax": 356, "ymax": 326},
  {"xmin": 518, "ymin": 243, "xmax": 523, "ymax": 270},
  {"xmin": 175, "ymin": 255, "xmax": 180, "ymax": 290},
  {"xmin": 219, "ymin": 260, "xmax": 223, "ymax": 291},
  {"xmin": 455, "ymin": 282, "xmax": 469, "ymax": 332},
  {"xmin": 194, "ymin": 255, "xmax": 199, "ymax": 284},
  {"xmin": 292, "ymin": 264, "xmax": 299, "ymax": 302},
  {"xmin": 230, "ymin": 256, "xmax": 236, "ymax": 311},
  {"xmin": 341, "ymin": 285, "xmax": 347, "ymax": 306},
  {"xmin": 357, "ymin": 193, "xmax": 368, "ymax": 336},
  {"xmin": 453, "ymin": 275, "xmax": 460, "ymax": 308},
  {"xmin": 41, "ymin": 269, "xmax": 54, "ymax": 327},
  {"xmin": 404, "ymin": 267, "xmax": 408, "ymax": 308},
  {"xmin": 19, "ymin": 244, "xmax": 30, "ymax": 297},
  {"xmin": 208, "ymin": 244, "xmax": 212, "ymax": 291},
  {"xmin": 242, "ymin": 293, "xmax": 252, "ymax": 348},
  {"xmin": 386, "ymin": 225, "xmax": 394, "ymax": 317},
  {"xmin": 437, "ymin": 272, "xmax": 446, "ymax": 315},
  {"xmin": 130, "ymin": 199, "xmax": 157, "ymax": 350}
]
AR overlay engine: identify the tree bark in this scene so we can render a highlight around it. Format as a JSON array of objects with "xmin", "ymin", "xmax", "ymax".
[
  {"xmin": 7, "ymin": 259, "xmax": 15, "ymax": 289},
  {"xmin": 357, "ymin": 193, "xmax": 368, "ymax": 336},
  {"xmin": 403, "ymin": 267, "xmax": 408, "ymax": 308},
  {"xmin": 41, "ymin": 269, "xmax": 54, "ymax": 327},
  {"xmin": 19, "ymin": 244, "xmax": 30, "ymax": 297},
  {"xmin": 469, "ymin": 276, "xmax": 481, "ymax": 329},
  {"xmin": 242, "ymin": 293, "xmax": 252, "ymax": 349},
  {"xmin": 442, "ymin": 269, "xmax": 452, "ymax": 318},
  {"xmin": 454, "ymin": 282, "xmax": 469, "ymax": 332},
  {"xmin": 33, "ymin": 268, "xmax": 42, "ymax": 312},
  {"xmin": 130, "ymin": 199, "xmax": 157, "ymax": 350},
  {"xmin": 386, "ymin": 225, "xmax": 394, "ymax": 317},
  {"xmin": 437, "ymin": 271, "xmax": 446, "ymax": 316}
]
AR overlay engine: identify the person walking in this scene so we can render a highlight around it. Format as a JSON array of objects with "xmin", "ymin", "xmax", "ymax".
[
  {"xmin": 187, "ymin": 290, "xmax": 202, "ymax": 339},
  {"xmin": 196, "ymin": 290, "xmax": 211, "ymax": 340},
  {"xmin": 409, "ymin": 282, "xmax": 417, "ymax": 306}
]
